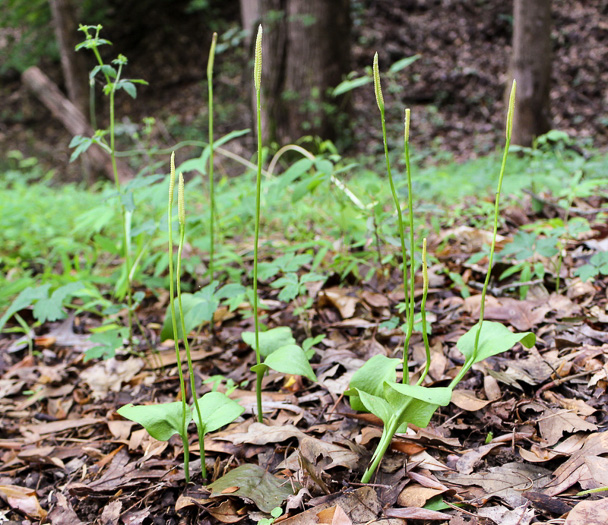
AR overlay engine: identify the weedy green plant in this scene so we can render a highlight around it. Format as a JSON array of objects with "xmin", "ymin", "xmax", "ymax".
[
  {"xmin": 117, "ymin": 154, "xmax": 243, "ymax": 483},
  {"xmin": 244, "ymin": 25, "xmax": 317, "ymax": 423},
  {"xmin": 346, "ymin": 72, "xmax": 536, "ymax": 483},
  {"xmin": 72, "ymin": 24, "xmax": 149, "ymax": 347}
]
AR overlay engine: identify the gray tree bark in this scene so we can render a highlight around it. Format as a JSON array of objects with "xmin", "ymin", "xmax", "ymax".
[
  {"xmin": 49, "ymin": 0, "xmax": 89, "ymax": 116},
  {"xmin": 509, "ymin": 0, "xmax": 552, "ymax": 146},
  {"xmin": 253, "ymin": 0, "xmax": 351, "ymax": 144}
]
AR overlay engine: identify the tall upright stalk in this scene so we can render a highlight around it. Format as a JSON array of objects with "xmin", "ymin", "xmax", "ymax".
[
  {"xmin": 207, "ymin": 32, "xmax": 218, "ymax": 282},
  {"xmin": 252, "ymin": 25, "xmax": 264, "ymax": 423},
  {"xmin": 176, "ymin": 173, "xmax": 206, "ymax": 479},
  {"xmin": 470, "ymin": 80, "xmax": 517, "ymax": 366},
  {"xmin": 373, "ymin": 54, "xmax": 412, "ymax": 383},
  {"xmin": 167, "ymin": 153, "xmax": 190, "ymax": 482}
]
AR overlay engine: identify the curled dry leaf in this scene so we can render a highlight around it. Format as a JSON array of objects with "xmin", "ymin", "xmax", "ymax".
[{"xmin": 0, "ymin": 484, "xmax": 47, "ymax": 520}]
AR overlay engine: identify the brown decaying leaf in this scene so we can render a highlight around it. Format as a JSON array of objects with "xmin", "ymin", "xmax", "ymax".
[
  {"xmin": 477, "ymin": 504, "xmax": 535, "ymax": 525},
  {"xmin": 450, "ymin": 389, "xmax": 492, "ymax": 411},
  {"xmin": 545, "ymin": 432, "xmax": 608, "ymax": 496},
  {"xmin": 317, "ymin": 504, "xmax": 353, "ymax": 525},
  {"xmin": 280, "ymin": 487, "xmax": 381, "ymax": 525},
  {"xmin": 397, "ymin": 483, "xmax": 447, "ymax": 507},
  {"xmin": 319, "ymin": 287, "xmax": 359, "ymax": 319},
  {"xmin": 456, "ymin": 443, "xmax": 503, "ymax": 475},
  {"xmin": 47, "ymin": 493, "xmax": 85, "ymax": 525},
  {"xmin": 440, "ymin": 462, "xmax": 552, "ymax": 507},
  {"xmin": 384, "ymin": 507, "xmax": 451, "ymax": 520},
  {"xmin": 565, "ymin": 498, "xmax": 608, "ymax": 525},
  {"xmin": 0, "ymin": 484, "xmax": 48, "ymax": 520}
]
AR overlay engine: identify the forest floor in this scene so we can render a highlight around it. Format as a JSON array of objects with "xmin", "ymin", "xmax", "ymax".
[{"xmin": 1, "ymin": 166, "xmax": 608, "ymax": 524}]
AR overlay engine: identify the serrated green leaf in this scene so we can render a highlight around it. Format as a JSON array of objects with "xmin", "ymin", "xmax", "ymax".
[
  {"xmin": 117, "ymin": 401, "xmax": 190, "ymax": 441},
  {"xmin": 263, "ymin": 344, "xmax": 316, "ymax": 382},
  {"xmin": 456, "ymin": 321, "xmax": 535, "ymax": 365}
]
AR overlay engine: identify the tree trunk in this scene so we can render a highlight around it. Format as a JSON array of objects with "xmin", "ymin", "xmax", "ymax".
[
  {"xmin": 509, "ymin": 0, "xmax": 552, "ymax": 146},
  {"xmin": 48, "ymin": 0, "xmax": 89, "ymax": 117},
  {"xmin": 22, "ymin": 66, "xmax": 134, "ymax": 183},
  {"xmin": 240, "ymin": 0, "xmax": 261, "ymax": 50},
  {"xmin": 257, "ymin": 0, "xmax": 351, "ymax": 145}
]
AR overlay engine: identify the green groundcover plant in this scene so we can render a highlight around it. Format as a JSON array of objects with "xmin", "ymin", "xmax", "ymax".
[
  {"xmin": 118, "ymin": 152, "xmax": 243, "ymax": 483},
  {"xmin": 345, "ymin": 63, "xmax": 536, "ymax": 483}
]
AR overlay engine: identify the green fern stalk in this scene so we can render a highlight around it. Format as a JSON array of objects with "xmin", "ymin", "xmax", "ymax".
[
  {"xmin": 373, "ymin": 53, "xmax": 412, "ymax": 383},
  {"xmin": 253, "ymin": 25, "xmax": 264, "ymax": 423},
  {"xmin": 207, "ymin": 32, "xmax": 218, "ymax": 282},
  {"xmin": 416, "ymin": 238, "xmax": 431, "ymax": 386},
  {"xmin": 451, "ymin": 80, "xmax": 517, "ymax": 387},
  {"xmin": 402, "ymin": 108, "xmax": 417, "ymax": 384},
  {"xmin": 167, "ymin": 153, "xmax": 191, "ymax": 482},
  {"xmin": 176, "ymin": 173, "xmax": 206, "ymax": 479}
]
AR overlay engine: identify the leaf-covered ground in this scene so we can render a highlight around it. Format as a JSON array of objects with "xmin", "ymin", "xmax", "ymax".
[{"xmin": 2, "ymin": 183, "xmax": 608, "ymax": 525}]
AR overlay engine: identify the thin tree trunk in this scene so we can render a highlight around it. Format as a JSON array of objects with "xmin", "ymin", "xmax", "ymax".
[
  {"xmin": 259, "ymin": 0, "xmax": 351, "ymax": 144},
  {"xmin": 509, "ymin": 0, "xmax": 552, "ymax": 146},
  {"xmin": 48, "ymin": 0, "xmax": 89, "ymax": 116}
]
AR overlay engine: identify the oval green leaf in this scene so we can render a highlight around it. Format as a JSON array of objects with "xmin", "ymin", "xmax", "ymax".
[{"xmin": 117, "ymin": 401, "xmax": 190, "ymax": 441}]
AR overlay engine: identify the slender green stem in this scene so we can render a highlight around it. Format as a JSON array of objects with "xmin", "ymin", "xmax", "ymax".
[
  {"xmin": 252, "ymin": 26, "xmax": 264, "ymax": 423},
  {"xmin": 361, "ymin": 397, "xmax": 412, "ymax": 483},
  {"xmin": 167, "ymin": 155, "xmax": 190, "ymax": 483},
  {"xmin": 361, "ymin": 418, "xmax": 399, "ymax": 483},
  {"xmin": 207, "ymin": 33, "xmax": 217, "ymax": 283},
  {"xmin": 471, "ymin": 80, "xmax": 517, "ymax": 364},
  {"xmin": 416, "ymin": 238, "xmax": 431, "ymax": 386},
  {"xmin": 373, "ymin": 54, "xmax": 412, "ymax": 384},
  {"xmin": 177, "ymin": 224, "xmax": 206, "ymax": 480},
  {"xmin": 403, "ymin": 112, "xmax": 416, "ymax": 384}
]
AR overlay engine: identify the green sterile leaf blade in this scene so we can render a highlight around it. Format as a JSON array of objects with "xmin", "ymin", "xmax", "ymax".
[
  {"xmin": 160, "ymin": 291, "xmax": 218, "ymax": 341},
  {"xmin": 388, "ymin": 54, "xmax": 420, "ymax": 72},
  {"xmin": 277, "ymin": 158, "xmax": 313, "ymax": 191},
  {"xmin": 0, "ymin": 284, "xmax": 51, "ymax": 332},
  {"xmin": 117, "ymin": 402, "xmax": 190, "ymax": 441},
  {"xmin": 207, "ymin": 464, "xmax": 295, "ymax": 513},
  {"xmin": 263, "ymin": 344, "xmax": 316, "ymax": 382},
  {"xmin": 386, "ymin": 382, "xmax": 453, "ymax": 407},
  {"xmin": 346, "ymin": 354, "xmax": 400, "ymax": 412},
  {"xmin": 456, "ymin": 321, "xmax": 536, "ymax": 364},
  {"xmin": 332, "ymin": 75, "xmax": 372, "ymax": 97},
  {"xmin": 383, "ymin": 383, "xmax": 450, "ymax": 428},
  {"xmin": 241, "ymin": 326, "xmax": 296, "ymax": 358},
  {"xmin": 356, "ymin": 389, "xmax": 392, "ymax": 425},
  {"xmin": 192, "ymin": 392, "xmax": 244, "ymax": 435}
]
